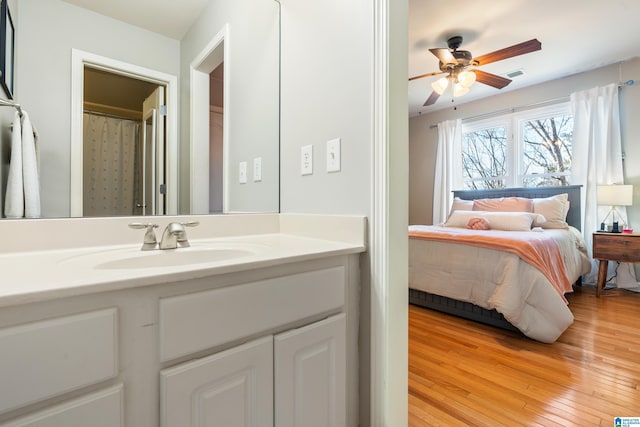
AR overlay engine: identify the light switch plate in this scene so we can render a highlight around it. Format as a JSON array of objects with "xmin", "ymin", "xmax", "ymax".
[
  {"xmin": 326, "ymin": 138, "xmax": 341, "ymax": 172},
  {"xmin": 301, "ymin": 145, "xmax": 313, "ymax": 175},
  {"xmin": 239, "ymin": 161, "xmax": 247, "ymax": 184},
  {"xmin": 253, "ymin": 157, "xmax": 262, "ymax": 182}
]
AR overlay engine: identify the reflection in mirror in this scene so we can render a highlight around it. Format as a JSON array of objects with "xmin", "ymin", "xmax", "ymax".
[
  {"xmin": 141, "ymin": 85, "xmax": 166, "ymax": 216},
  {"xmin": 71, "ymin": 49, "xmax": 178, "ymax": 217},
  {"xmin": 8, "ymin": 0, "xmax": 280, "ymax": 218},
  {"xmin": 82, "ymin": 68, "xmax": 165, "ymax": 217}
]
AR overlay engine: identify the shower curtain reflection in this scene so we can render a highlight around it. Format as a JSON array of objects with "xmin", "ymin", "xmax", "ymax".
[{"xmin": 82, "ymin": 112, "xmax": 142, "ymax": 216}]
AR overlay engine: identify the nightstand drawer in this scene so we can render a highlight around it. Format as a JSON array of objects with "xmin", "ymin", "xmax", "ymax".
[{"xmin": 592, "ymin": 233, "xmax": 640, "ymax": 262}]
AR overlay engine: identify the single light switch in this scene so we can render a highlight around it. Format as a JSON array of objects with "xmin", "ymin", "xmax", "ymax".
[
  {"xmin": 326, "ymin": 138, "xmax": 341, "ymax": 172},
  {"xmin": 239, "ymin": 161, "xmax": 247, "ymax": 184},
  {"xmin": 301, "ymin": 145, "xmax": 313, "ymax": 175},
  {"xmin": 253, "ymin": 157, "xmax": 262, "ymax": 182}
]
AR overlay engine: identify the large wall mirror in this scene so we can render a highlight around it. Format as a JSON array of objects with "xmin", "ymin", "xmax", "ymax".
[{"xmin": 8, "ymin": 0, "xmax": 280, "ymax": 218}]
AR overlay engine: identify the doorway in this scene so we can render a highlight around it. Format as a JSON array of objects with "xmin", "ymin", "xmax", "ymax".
[
  {"xmin": 209, "ymin": 63, "xmax": 224, "ymax": 213},
  {"xmin": 190, "ymin": 24, "xmax": 228, "ymax": 215},
  {"xmin": 70, "ymin": 49, "xmax": 178, "ymax": 217},
  {"xmin": 82, "ymin": 68, "xmax": 164, "ymax": 216}
]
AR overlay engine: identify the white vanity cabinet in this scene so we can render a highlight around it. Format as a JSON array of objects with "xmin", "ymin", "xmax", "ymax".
[
  {"xmin": 159, "ymin": 265, "xmax": 349, "ymax": 427},
  {"xmin": 0, "ymin": 254, "xmax": 359, "ymax": 427},
  {"xmin": 160, "ymin": 314, "xmax": 346, "ymax": 427}
]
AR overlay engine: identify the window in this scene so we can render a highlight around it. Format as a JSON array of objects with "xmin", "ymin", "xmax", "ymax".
[{"xmin": 461, "ymin": 104, "xmax": 573, "ymax": 190}]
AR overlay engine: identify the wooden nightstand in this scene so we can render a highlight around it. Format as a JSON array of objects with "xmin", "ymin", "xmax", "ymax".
[{"xmin": 592, "ymin": 232, "xmax": 640, "ymax": 297}]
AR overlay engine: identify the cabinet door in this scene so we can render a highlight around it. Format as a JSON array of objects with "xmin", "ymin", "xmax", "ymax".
[
  {"xmin": 160, "ymin": 336, "xmax": 273, "ymax": 427},
  {"xmin": 274, "ymin": 314, "xmax": 346, "ymax": 427}
]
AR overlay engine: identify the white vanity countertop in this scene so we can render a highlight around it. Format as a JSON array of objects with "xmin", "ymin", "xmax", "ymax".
[{"xmin": 0, "ymin": 214, "xmax": 367, "ymax": 308}]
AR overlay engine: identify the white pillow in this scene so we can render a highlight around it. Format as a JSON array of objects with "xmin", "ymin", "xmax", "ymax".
[
  {"xmin": 447, "ymin": 197, "xmax": 473, "ymax": 218},
  {"xmin": 444, "ymin": 210, "xmax": 546, "ymax": 231},
  {"xmin": 532, "ymin": 194, "xmax": 569, "ymax": 229}
]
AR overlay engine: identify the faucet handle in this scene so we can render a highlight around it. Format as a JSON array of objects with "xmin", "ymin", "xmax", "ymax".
[
  {"xmin": 128, "ymin": 222, "xmax": 159, "ymax": 229},
  {"xmin": 128, "ymin": 223, "xmax": 159, "ymax": 251},
  {"xmin": 174, "ymin": 221, "xmax": 199, "ymax": 247},
  {"xmin": 180, "ymin": 221, "xmax": 200, "ymax": 227}
]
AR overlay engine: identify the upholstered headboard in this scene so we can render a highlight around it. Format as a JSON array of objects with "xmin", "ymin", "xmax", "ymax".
[{"xmin": 452, "ymin": 185, "xmax": 582, "ymax": 231}]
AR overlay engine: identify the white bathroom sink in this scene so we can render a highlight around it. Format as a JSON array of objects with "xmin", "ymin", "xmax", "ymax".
[
  {"xmin": 59, "ymin": 242, "xmax": 263, "ymax": 271},
  {"xmin": 95, "ymin": 247, "xmax": 256, "ymax": 270}
]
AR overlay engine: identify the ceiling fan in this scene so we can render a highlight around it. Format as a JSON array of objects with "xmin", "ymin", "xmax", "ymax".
[{"xmin": 409, "ymin": 36, "xmax": 542, "ymax": 106}]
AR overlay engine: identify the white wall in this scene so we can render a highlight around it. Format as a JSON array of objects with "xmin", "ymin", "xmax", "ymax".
[
  {"xmin": 279, "ymin": 0, "xmax": 372, "ymax": 216},
  {"xmin": 279, "ymin": 1, "xmax": 375, "ymax": 424},
  {"xmin": 280, "ymin": 0, "xmax": 409, "ymax": 425},
  {"xmin": 179, "ymin": 0, "xmax": 279, "ymax": 214},
  {"xmin": 409, "ymin": 58, "xmax": 640, "ymax": 228},
  {"xmin": 15, "ymin": 0, "xmax": 180, "ymax": 218}
]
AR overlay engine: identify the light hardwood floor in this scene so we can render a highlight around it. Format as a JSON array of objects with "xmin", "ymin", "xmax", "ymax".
[{"xmin": 408, "ymin": 284, "xmax": 640, "ymax": 426}]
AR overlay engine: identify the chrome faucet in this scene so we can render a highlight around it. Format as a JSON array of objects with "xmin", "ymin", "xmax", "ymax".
[
  {"xmin": 128, "ymin": 223, "xmax": 159, "ymax": 251},
  {"xmin": 159, "ymin": 221, "xmax": 200, "ymax": 250}
]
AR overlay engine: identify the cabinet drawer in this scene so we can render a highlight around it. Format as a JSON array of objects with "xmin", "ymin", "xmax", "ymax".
[
  {"xmin": 593, "ymin": 234, "xmax": 640, "ymax": 262},
  {"xmin": 0, "ymin": 384, "xmax": 123, "ymax": 427},
  {"xmin": 159, "ymin": 266, "xmax": 345, "ymax": 362},
  {"xmin": 0, "ymin": 308, "xmax": 118, "ymax": 414}
]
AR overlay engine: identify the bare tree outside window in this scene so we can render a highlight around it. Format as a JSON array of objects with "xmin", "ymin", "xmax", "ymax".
[
  {"xmin": 462, "ymin": 126, "xmax": 507, "ymax": 189},
  {"xmin": 461, "ymin": 109, "xmax": 573, "ymax": 189},
  {"xmin": 522, "ymin": 115, "xmax": 573, "ymax": 187}
]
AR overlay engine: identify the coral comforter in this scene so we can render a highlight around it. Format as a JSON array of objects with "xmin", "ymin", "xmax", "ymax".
[{"xmin": 408, "ymin": 225, "xmax": 591, "ymax": 342}]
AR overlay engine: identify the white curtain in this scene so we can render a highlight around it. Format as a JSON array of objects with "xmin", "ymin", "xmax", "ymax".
[
  {"xmin": 570, "ymin": 83, "xmax": 636, "ymax": 287},
  {"xmin": 82, "ymin": 113, "xmax": 140, "ymax": 216},
  {"xmin": 432, "ymin": 119, "xmax": 462, "ymax": 225}
]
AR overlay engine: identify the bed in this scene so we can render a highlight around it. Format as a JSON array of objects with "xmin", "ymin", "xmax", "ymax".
[{"xmin": 408, "ymin": 185, "xmax": 592, "ymax": 343}]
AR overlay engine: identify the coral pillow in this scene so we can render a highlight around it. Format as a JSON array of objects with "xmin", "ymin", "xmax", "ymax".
[
  {"xmin": 467, "ymin": 217, "xmax": 490, "ymax": 230},
  {"xmin": 472, "ymin": 197, "xmax": 534, "ymax": 213}
]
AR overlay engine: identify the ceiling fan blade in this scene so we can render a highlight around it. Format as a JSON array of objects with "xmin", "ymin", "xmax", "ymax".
[
  {"xmin": 473, "ymin": 69, "xmax": 512, "ymax": 89},
  {"xmin": 409, "ymin": 70, "xmax": 445, "ymax": 81},
  {"xmin": 429, "ymin": 48, "xmax": 456, "ymax": 65},
  {"xmin": 473, "ymin": 39, "xmax": 541, "ymax": 66},
  {"xmin": 423, "ymin": 91, "xmax": 440, "ymax": 106}
]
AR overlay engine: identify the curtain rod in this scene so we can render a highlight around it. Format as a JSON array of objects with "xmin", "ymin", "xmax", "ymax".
[
  {"xmin": 84, "ymin": 109, "xmax": 142, "ymax": 122},
  {"xmin": 428, "ymin": 79, "xmax": 635, "ymax": 129}
]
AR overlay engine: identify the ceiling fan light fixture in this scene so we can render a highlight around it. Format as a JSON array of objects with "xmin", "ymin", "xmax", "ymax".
[
  {"xmin": 431, "ymin": 76, "xmax": 449, "ymax": 95},
  {"xmin": 457, "ymin": 70, "xmax": 476, "ymax": 88},
  {"xmin": 411, "ymin": 37, "xmax": 542, "ymax": 107},
  {"xmin": 453, "ymin": 83, "xmax": 469, "ymax": 97}
]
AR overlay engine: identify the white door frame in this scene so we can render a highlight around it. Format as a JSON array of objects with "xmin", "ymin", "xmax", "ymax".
[
  {"xmin": 190, "ymin": 24, "xmax": 230, "ymax": 215},
  {"xmin": 70, "ymin": 49, "xmax": 179, "ymax": 216},
  {"xmin": 371, "ymin": 0, "xmax": 408, "ymax": 425}
]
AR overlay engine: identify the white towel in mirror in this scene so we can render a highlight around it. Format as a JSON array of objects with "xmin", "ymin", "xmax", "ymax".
[
  {"xmin": 4, "ymin": 111, "xmax": 24, "ymax": 218},
  {"xmin": 22, "ymin": 111, "xmax": 40, "ymax": 218},
  {"xmin": 3, "ymin": 110, "xmax": 41, "ymax": 218}
]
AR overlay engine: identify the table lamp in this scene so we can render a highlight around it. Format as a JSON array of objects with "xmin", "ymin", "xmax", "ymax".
[{"xmin": 597, "ymin": 184, "xmax": 633, "ymax": 232}]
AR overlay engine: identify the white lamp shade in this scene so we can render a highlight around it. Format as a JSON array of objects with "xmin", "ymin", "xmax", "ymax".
[
  {"xmin": 452, "ymin": 83, "xmax": 469, "ymax": 97},
  {"xmin": 457, "ymin": 71, "xmax": 476, "ymax": 88},
  {"xmin": 431, "ymin": 76, "xmax": 449, "ymax": 95},
  {"xmin": 597, "ymin": 184, "xmax": 633, "ymax": 206}
]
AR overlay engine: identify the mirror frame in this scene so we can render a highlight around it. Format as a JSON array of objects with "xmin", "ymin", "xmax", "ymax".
[{"xmin": 69, "ymin": 49, "xmax": 179, "ymax": 217}]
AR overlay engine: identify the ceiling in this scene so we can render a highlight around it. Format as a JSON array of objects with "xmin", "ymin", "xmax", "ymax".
[
  {"xmin": 409, "ymin": 0, "xmax": 640, "ymax": 117},
  {"xmin": 61, "ymin": 0, "xmax": 208, "ymax": 40},
  {"xmin": 63, "ymin": 0, "xmax": 640, "ymax": 118}
]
